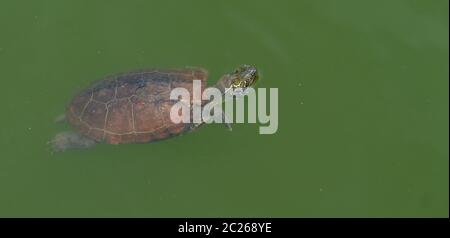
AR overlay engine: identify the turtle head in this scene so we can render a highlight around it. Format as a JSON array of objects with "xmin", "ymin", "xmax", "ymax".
[{"xmin": 229, "ymin": 65, "xmax": 259, "ymax": 90}]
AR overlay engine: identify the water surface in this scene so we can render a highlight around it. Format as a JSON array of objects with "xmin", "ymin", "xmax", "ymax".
[{"xmin": 0, "ymin": 0, "xmax": 447, "ymax": 217}]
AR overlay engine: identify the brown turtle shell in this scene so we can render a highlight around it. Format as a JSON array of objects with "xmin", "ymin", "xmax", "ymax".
[{"xmin": 66, "ymin": 68, "xmax": 207, "ymax": 144}]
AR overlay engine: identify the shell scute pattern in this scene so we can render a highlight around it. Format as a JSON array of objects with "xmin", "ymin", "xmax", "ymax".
[{"xmin": 66, "ymin": 68, "xmax": 208, "ymax": 144}]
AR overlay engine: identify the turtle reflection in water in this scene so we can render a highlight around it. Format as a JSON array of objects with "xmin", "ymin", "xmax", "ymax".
[{"xmin": 50, "ymin": 65, "xmax": 259, "ymax": 151}]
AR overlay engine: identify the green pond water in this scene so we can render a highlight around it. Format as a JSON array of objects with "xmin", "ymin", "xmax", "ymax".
[{"xmin": 0, "ymin": 0, "xmax": 448, "ymax": 217}]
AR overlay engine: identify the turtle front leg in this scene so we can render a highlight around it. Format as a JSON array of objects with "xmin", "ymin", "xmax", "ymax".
[
  {"xmin": 222, "ymin": 113, "xmax": 232, "ymax": 131},
  {"xmin": 49, "ymin": 131, "xmax": 96, "ymax": 152},
  {"xmin": 200, "ymin": 107, "xmax": 232, "ymax": 131}
]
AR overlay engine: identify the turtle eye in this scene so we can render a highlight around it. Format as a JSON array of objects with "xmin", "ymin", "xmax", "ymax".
[{"xmin": 231, "ymin": 80, "xmax": 241, "ymax": 88}]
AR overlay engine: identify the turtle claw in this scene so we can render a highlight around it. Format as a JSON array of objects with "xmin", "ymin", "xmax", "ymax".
[{"xmin": 225, "ymin": 123, "xmax": 232, "ymax": 131}]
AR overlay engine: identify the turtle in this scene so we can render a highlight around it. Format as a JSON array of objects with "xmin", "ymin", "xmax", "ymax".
[{"xmin": 50, "ymin": 65, "xmax": 259, "ymax": 151}]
